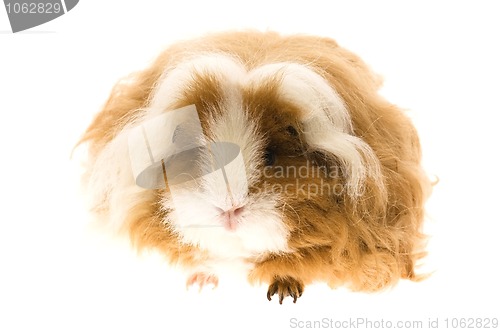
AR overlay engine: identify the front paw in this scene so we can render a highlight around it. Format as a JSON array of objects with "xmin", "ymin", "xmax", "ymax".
[
  {"xmin": 186, "ymin": 272, "xmax": 219, "ymax": 292},
  {"xmin": 267, "ymin": 276, "xmax": 304, "ymax": 304}
]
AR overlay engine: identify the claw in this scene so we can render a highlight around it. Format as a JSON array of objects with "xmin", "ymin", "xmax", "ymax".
[
  {"xmin": 267, "ymin": 282, "xmax": 278, "ymax": 301},
  {"xmin": 186, "ymin": 272, "xmax": 218, "ymax": 292},
  {"xmin": 267, "ymin": 276, "xmax": 304, "ymax": 304}
]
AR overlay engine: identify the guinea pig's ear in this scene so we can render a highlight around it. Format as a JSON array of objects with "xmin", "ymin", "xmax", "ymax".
[
  {"xmin": 262, "ymin": 62, "xmax": 383, "ymax": 198},
  {"xmin": 302, "ymin": 115, "xmax": 383, "ymax": 198}
]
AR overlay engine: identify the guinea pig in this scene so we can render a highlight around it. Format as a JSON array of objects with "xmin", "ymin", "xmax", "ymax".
[{"xmin": 78, "ymin": 31, "xmax": 432, "ymax": 304}]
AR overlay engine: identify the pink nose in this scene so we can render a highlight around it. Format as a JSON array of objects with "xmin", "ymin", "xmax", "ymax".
[{"xmin": 216, "ymin": 206, "xmax": 245, "ymax": 231}]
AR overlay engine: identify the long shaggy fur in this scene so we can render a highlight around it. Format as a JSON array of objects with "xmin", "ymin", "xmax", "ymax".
[{"xmin": 78, "ymin": 31, "xmax": 431, "ymax": 299}]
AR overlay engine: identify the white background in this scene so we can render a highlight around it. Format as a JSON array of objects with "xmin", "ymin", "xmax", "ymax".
[{"xmin": 1, "ymin": 1, "xmax": 499, "ymax": 331}]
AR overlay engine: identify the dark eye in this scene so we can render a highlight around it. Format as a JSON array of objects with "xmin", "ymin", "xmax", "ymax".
[
  {"xmin": 286, "ymin": 125, "xmax": 298, "ymax": 137},
  {"xmin": 264, "ymin": 149, "xmax": 276, "ymax": 166}
]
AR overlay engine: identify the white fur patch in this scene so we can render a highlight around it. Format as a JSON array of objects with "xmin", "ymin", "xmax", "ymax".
[
  {"xmin": 86, "ymin": 129, "xmax": 152, "ymax": 231},
  {"xmin": 147, "ymin": 53, "xmax": 246, "ymax": 118},
  {"xmin": 162, "ymin": 191, "xmax": 289, "ymax": 258}
]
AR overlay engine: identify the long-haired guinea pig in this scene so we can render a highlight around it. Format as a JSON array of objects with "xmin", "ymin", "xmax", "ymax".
[{"xmin": 78, "ymin": 31, "xmax": 431, "ymax": 304}]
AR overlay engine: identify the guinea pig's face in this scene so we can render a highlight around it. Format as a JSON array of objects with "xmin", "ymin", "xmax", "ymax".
[{"xmin": 137, "ymin": 54, "xmax": 380, "ymax": 258}]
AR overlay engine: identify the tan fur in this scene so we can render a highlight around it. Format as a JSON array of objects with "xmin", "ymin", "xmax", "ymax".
[{"xmin": 79, "ymin": 31, "xmax": 431, "ymax": 294}]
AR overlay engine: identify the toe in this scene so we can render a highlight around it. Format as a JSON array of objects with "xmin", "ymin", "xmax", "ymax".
[
  {"xmin": 186, "ymin": 272, "xmax": 219, "ymax": 291},
  {"xmin": 266, "ymin": 276, "xmax": 304, "ymax": 304}
]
